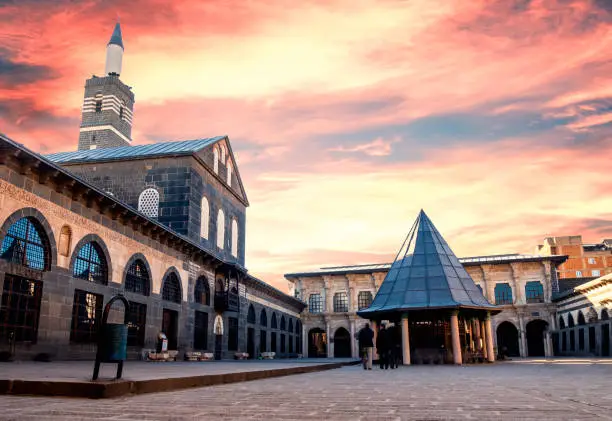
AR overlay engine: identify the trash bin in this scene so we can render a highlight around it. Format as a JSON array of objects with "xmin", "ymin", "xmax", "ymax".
[{"xmin": 157, "ymin": 332, "xmax": 168, "ymax": 353}]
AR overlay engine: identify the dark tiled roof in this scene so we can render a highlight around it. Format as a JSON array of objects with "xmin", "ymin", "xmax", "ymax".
[
  {"xmin": 357, "ymin": 210, "xmax": 498, "ymax": 317},
  {"xmin": 109, "ymin": 22, "xmax": 124, "ymax": 49},
  {"xmin": 46, "ymin": 137, "xmax": 225, "ymax": 164},
  {"xmin": 552, "ymin": 273, "xmax": 612, "ymax": 301}
]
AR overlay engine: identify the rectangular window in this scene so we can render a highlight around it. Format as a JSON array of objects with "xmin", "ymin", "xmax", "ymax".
[
  {"xmin": 357, "ymin": 291, "xmax": 373, "ymax": 310},
  {"xmin": 95, "ymin": 100, "xmax": 102, "ymax": 113},
  {"xmin": 127, "ymin": 301, "xmax": 147, "ymax": 347},
  {"xmin": 228, "ymin": 317, "xmax": 238, "ymax": 351},
  {"xmin": 0, "ymin": 275, "xmax": 43, "ymax": 343},
  {"xmin": 333, "ymin": 292, "xmax": 348, "ymax": 313},
  {"xmin": 592, "ymin": 270, "xmax": 601, "ymax": 277},
  {"xmin": 588, "ymin": 258, "xmax": 596, "ymax": 264},
  {"xmin": 194, "ymin": 311, "xmax": 209, "ymax": 350},
  {"xmin": 576, "ymin": 271, "xmax": 582, "ymax": 278},
  {"xmin": 70, "ymin": 289, "xmax": 103, "ymax": 343},
  {"xmin": 308, "ymin": 293, "xmax": 323, "ymax": 314}
]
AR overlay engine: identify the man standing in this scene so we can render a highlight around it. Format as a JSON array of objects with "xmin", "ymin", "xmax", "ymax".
[
  {"xmin": 357, "ymin": 323, "xmax": 374, "ymax": 370},
  {"xmin": 377, "ymin": 323, "xmax": 390, "ymax": 369}
]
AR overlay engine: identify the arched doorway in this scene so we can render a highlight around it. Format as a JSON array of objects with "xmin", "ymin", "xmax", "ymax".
[
  {"xmin": 526, "ymin": 319, "xmax": 548, "ymax": 357},
  {"xmin": 496, "ymin": 321, "xmax": 520, "ymax": 357},
  {"xmin": 308, "ymin": 328, "xmax": 327, "ymax": 358},
  {"xmin": 333, "ymin": 327, "xmax": 351, "ymax": 358}
]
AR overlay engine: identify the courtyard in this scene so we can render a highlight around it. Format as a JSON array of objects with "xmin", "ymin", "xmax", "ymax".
[{"xmin": 0, "ymin": 359, "xmax": 611, "ymax": 420}]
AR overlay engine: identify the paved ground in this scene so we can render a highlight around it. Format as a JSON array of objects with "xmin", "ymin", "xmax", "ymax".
[
  {"xmin": 0, "ymin": 358, "xmax": 355, "ymax": 382},
  {"xmin": 0, "ymin": 358, "xmax": 611, "ymax": 420}
]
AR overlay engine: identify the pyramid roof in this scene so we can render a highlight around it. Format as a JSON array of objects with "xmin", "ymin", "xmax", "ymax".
[{"xmin": 358, "ymin": 210, "xmax": 498, "ymax": 318}]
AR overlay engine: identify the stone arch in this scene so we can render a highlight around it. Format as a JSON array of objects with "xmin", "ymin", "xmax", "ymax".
[
  {"xmin": 496, "ymin": 321, "xmax": 520, "ymax": 357},
  {"xmin": 526, "ymin": 319, "xmax": 548, "ymax": 357},
  {"xmin": 247, "ymin": 304, "xmax": 256, "ymax": 324},
  {"xmin": 122, "ymin": 252, "xmax": 152, "ymax": 296},
  {"xmin": 308, "ymin": 327, "xmax": 327, "ymax": 358},
  {"xmin": 58, "ymin": 225, "xmax": 72, "ymax": 257},
  {"xmin": 288, "ymin": 318, "xmax": 294, "ymax": 333},
  {"xmin": 161, "ymin": 266, "xmax": 182, "ymax": 303},
  {"xmin": 577, "ymin": 311, "xmax": 586, "ymax": 325},
  {"xmin": 280, "ymin": 315, "xmax": 286, "ymax": 331},
  {"xmin": 333, "ymin": 327, "xmax": 351, "ymax": 358},
  {"xmin": 559, "ymin": 315, "xmax": 566, "ymax": 329},
  {"xmin": 259, "ymin": 308, "xmax": 267, "ymax": 327},
  {"xmin": 70, "ymin": 233, "xmax": 112, "ymax": 285},
  {"xmin": 0, "ymin": 207, "xmax": 57, "ymax": 269},
  {"xmin": 567, "ymin": 313, "xmax": 575, "ymax": 327},
  {"xmin": 271, "ymin": 312, "xmax": 278, "ymax": 329}
]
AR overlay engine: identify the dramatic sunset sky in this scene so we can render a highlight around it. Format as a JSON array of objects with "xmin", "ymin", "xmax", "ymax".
[{"xmin": 1, "ymin": 0, "xmax": 612, "ymax": 290}]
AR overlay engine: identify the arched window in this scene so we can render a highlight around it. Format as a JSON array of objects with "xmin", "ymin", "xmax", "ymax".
[
  {"xmin": 309, "ymin": 294, "xmax": 322, "ymax": 314},
  {"xmin": 73, "ymin": 242, "xmax": 108, "ymax": 285},
  {"xmin": 58, "ymin": 225, "xmax": 72, "ymax": 257},
  {"xmin": 138, "ymin": 188, "xmax": 159, "ymax": 218},
  {"xmin": 494, "ymin": 283, "xmax": 513, "ymax": 305},
  {"xmin": 0, "ymin": 217, "xmax": 50, "ymax": 271},
  {"xmin": 559, "ymin": 316, "xmax": 566, "ymax": 329},
  {"xmin": 216, "ymin": 209, "xmax": 225, "ymax": 249},
  {"xmin": 200, "ymin": 197, "xmax": 209, "ymax": 239},
  {"xmin": 213, "ymin": 146, "xmax": 219, "ymax": 174},
  {"xmin": 602, "ymin": 309, "xmax": 609, "ymax": 320},
  {"xmin": 194, "ymin": 277, "xmax": 210, "ymax": 305},
  {"xmin": 220, "ymin": 144, "xmax": 226, "ymax": 164},
  {"xmin": 227, "ymin": 161, "xmax": 232, "ymax": 187},
  {"xmin": 231, "ymin": 219, "xmax": 238, "ymax": 257},
  {"xmin": 260, "ymin": 309, "xmax": 267, "ymax": 327},
  {"xmin": 357, "ymin": 291, "xmax": 373, "ymax": 310},
  {"xmin": 333, "ymin": 292, "xmax": 348, "ymax": 312},
  {"xmin": 280, "ymin": 315, "xmax": 286, "ymax": 331},
  {"xmin": 162, "ymin": 272, "xmax": 182, "ymax": 304},
  {"xmin": 288, "ymin": 318, "xmax": 293, "ymax": 333},
  {"xmin": 525, "ymin": 281, "xmax": 544, "ymax": 303},
  {"xmin": 271, "ymin": 312, "xmax": 278, "ymax": 329},
  {"xmin": 247, "ymin": 304, "xmax": 256, "ymax": 324},
  {"xmin": 125, "ymin": 259, "xmax": 150, "ymax": 296},
  {"xmin": 577, "ymin": 311, "xmax": 586, "ymax": 325},
  {"xmin": 568, "ymin": 313, "xmax": 575, "ymax": 327}
]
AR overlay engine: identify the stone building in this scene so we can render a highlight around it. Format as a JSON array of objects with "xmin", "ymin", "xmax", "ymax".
[{"xmin": 286, "ymin": 252, "xmax": 566, "ymax": 360}]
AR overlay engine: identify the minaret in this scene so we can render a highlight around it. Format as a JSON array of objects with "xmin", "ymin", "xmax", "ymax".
[{"xmin": 77, "ymin": 21, "xmax": 135, "ymax": 151}]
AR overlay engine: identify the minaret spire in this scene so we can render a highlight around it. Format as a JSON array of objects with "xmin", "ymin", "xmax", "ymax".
[{"xmin": 105, "ymin": 21, "xmax": 124, "ymax": 76}]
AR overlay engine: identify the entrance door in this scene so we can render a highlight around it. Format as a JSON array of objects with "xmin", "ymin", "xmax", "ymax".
[
  {"xmin": 496, "ymin": 321, "xmax": 520, "ymax": 357},
  {"xmin": 247, "ymin": 327, "xmax": 255, "ymax": 359},
  {"xmin": 602, "ymin": 324, "xmax": 610, "ymax": 357},
  {"xmin": 526, "ymin": 320, "xmax": 547, "ymax": 357},
  {"xmin": 161, "ymin": 309, "xmax": 178, "ymax": 350},
  {"xmin": 308, "ymin": 328, "xmax": 327, "ymax": 358},
  {"xmin": 333, "ymin": 327, "xmax": 351, "ymax": 358}
]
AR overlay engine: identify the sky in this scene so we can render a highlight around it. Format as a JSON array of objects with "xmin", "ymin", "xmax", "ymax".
[{"xmin": 1, "ymin": 0, "xmax": 612, "ymax": 291}]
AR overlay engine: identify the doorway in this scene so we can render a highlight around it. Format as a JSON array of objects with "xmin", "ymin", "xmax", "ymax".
[
  {"xmin": 308, "ymin": 328, "xmax": 327, "ymax": 358},
  {"xmin": 247, "ymin": 327, "xmax": 255, "ymax": 359},
  {"xmin": 333, "ymin": 327, "xmax": 351, "ymax": 358},
  {"xmin": 161, "ymin": 308, "xmax": 178, "ymax": 350},
  {"xmin": 496, "ymin": 321, "xmax": 520, "ymax": 357},
  {"xmin": 526, "ymin": 319, "xmax": 548, "ymax": 357},
  {"xmin": 602, "ymin": 324, "xmax": 610, "ymax": 357}
]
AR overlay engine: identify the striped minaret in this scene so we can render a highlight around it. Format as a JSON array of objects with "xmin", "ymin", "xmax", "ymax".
[{"xmin": 77, "ymin": 21, "xmax": 135, "ymax": 151}]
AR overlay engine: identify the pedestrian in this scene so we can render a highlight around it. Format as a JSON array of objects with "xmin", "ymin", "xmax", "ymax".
[
  {"xmin": 377, "ymin": 323, "xmax": 390, "ymax": 369},
  {"xmin": 357, "ymin": 323, "xmax": 374, "ymax": 370},
  {"xmin": 390, "ymin": 324, "xmax": 402, "ymax": 369}
]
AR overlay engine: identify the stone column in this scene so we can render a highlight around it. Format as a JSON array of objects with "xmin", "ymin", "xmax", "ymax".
[
  {"xmin": 325, "ymin": 321, "xmax": 333, "ymax": 358},
  {"xmin": 402, "ymin": 314, "xmax": 411, "ymax": 365},
  {"xmin": 518, "ymin": 315, "xmax": 527, "ymax": 358},
  {"xmin": 485, "ymin": 314, "xmax": 495, "ymax": 362},
  {"xmin": 302, "ymin": 324, "xmax": 308, "ymax": 357},
  {"xmin": 545, "ymin": 331, "xmax": 553, "ymax": 357},
  {"xmin": 474, "ymin": 319, "xmax": 482, "ymax": 350},
  {"xmin": 480, "ymin": 319, "xmax": 488, "ymax": 359},
  {"xmin": 350, "ymin": 319, "xmax": 357, "ymax": 358},
  {"xmin": 450, "ymin": 311, "xmax": 462, "ymax": 365}
]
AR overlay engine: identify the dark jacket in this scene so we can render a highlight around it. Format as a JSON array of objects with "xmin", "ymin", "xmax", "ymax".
[
  {"xmin": 358, "ymin": 326, "xmax": 374, "ymax": 348},
  {"xmin": 376, "ymin": 328, "xmax": 389, "ymax": 352}
]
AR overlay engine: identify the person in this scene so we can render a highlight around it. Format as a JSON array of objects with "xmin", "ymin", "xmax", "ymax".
[
  {"xmin": 377, "ymin": 323, "xmax": 390, "ymax": 369},
  {"xmin": 390, "ymin": 323, "xmax": 402, "ymax": 369},
  {"xmin": 357, "ymin": 323, "xmax": 374, "ymax": 370}
]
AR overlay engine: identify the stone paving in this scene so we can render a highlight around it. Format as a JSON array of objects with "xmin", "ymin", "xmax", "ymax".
[{"xmin": 0, "ymin": 359, "xmax": 611, "ymax": 420}]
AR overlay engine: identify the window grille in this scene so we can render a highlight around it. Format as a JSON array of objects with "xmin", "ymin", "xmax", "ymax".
[
  {"xmin": 260, "ymin": 309, "xmax": 267, "ymax": 327},
  {"xmin": 494, "ymin": 283, "xmax": 513, "ymax": 305},
  {"xmin": 228, "ymin": 317, "xmax": 238, "ymax": 351},
  {"xmin": 333, "ymin": 292, "xmax": 348, "ymax": 312},
  {"xmin": 247, "ymin": 305, "xmax": 256, "ymax": 324},
  {"xmin": 309, "ymin": 294, "xmax": 322, "ymax": 314},
  {"xmin": 162, "ymin": 272, "xmax": 182, "ymax": 304},
  {"xmin": 125, "ymin": 259, "xmax": 150, "ymax": 296},
  {"xmin": 70, "ymin": 289, "xmax": 103, "ymax": 343},
  {"xmin": 138, "ymin": 188, "xmax": 159, "ymax": 218},
  {"xmin": 0, "ymin": 275, "xmax": 43, "ymax": 343},
  {"xmin": 73, "ymin": 242, "xmax": 108, "ymax": 285},
  {"xmin": 127, "ymin": 301, "xmax": 146, "ymax": 346},
  {"xmin": 525, "ymin": 281, "xmax": 544, "ymax": 303},
  {"xmin": 194, "ymin": 311, "xmax": 209, "ymax": 350},
  {"xmin": 357, "ymin": 291, "xmax": 373, "ymax": 310},
  {"xmin": 194, "ymin": 277, "xmax": 210, "ymax": 305},
  {"xmin": 0, "ymin": 217, "xmax": 49, "ymax": 271},
  {"xmin": 200, "ymin": 197, "xmax": 209, "ymax": 239}
]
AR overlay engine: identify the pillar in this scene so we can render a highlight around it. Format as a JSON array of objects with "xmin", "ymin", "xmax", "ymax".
[
  {"xmin": 450, "ymin": 311, "xmax": 462, "ymax": 365},
  {"xmin": 518, "ymin": 316, "xmax": 527, "ymax": 358},
  {"xmin": 545, "ymin": 331, "xmax": 553, "ymax": 357},
  {"xmin": 371, "ymin": 321, "xmax": 378, "ymax": 360},
  {"xmin": 474, "ymin": 319, "xmax": 482, "ymax": 350},
  {"xmin": 402, "ymin": 314, "xmax": 411, "ymax": 365},
  {"xmin": 302, "ymin": 324, "xmax": 308, "ymax": 357},
  {"xmin": 485, "ymin": 314, "xmax": 495, "ymax": 362},
  {"xmin": 480, "ymin": 319, "xmax": 488, "ymax": 359},
  {"xmin": 326, "ymin": 322, "xmax": 333, "ymax": 358},
  {"xmin": 350, "ymin": 320, "xmax": 357, "ymax": 358}
]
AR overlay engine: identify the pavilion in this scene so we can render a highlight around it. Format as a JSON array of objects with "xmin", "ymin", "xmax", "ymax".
[{"xmin": 357, "ymin": 210, "xmax": 501, "ymax": 364}]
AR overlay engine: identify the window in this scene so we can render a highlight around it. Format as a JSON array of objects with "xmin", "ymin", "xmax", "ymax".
[
  {"xmin": 95, "ymin": 100, "xmax": 102, "ymax": 112},
  {"xmin": 220, "ymin": 144, "xmax": 226, "ymax": 163},
  {"xmin": 228, "ymin": 317, "xmax": 238, "ymax": 351},
  {"xmin": 333, "ymin": 292, "xmax": 348, "ymax": 312},
  {"xmin": 576, "ymin": 271, "xmax": 583, "ymax": 277},
  {"xmin": 577, "ymin": 311, "xmax": 586, "ymax": 325},
  {"xmin": 494, "ymin": 283, "xmax": 513, "ymax": 305},
  {"xmin": 280, "ymin": 315, "xmax": 286, "ymax": 331},
  {"xmin": 194, "ymin": 277, "xmax": 210, "ymax": 305},
  {"xmin": 588, "ymin": 258, "xmax": 596, "ymax": 264},
  {"xmin": 231, "ymin": 219, "xmax": 238, "ymax": 257},
  {"xmin": 162, "ymin": 272, "xmax": 182, "ymax": 304},
  {"xmin": 559, "ymin": 316, "xmax": 565, "ymax": 329},
  {"xmin": 213, "ymin": 146, "xmax": 219, "ymax": 174},
  {"xmin": 200, "ymin": 197, "xmax": 209, "ymax": 239},
  {"xmin": 73, "ymin": 242, "xmax": 108, "ymax": 285},
  {"xmin": 0, "ymin": 275, "xmax": 43, "ymax": 343},
  {"xmin": 592, "ymin": 270, "xmax": 601, "ymax": 277},
  {"xmin": 119, "ymin": 106, "xmax": 124, "ymax": 120},
  {"xmin": 70, "ymin": 289, "xmax": 103, "ymax": 343},
  {"xmin": 525, "ymin": 281, "xmax": 544, "ymax": 303},
  {"xmin": 227, "ymin": 162, "xmax": 232, "ymax": 187},
  {"xmin": 125, "ymin": 259, "xmax": 150, "ymax": 296},
  {"xmin": 127, "ymin": 301, "xmax": 146, "ymax": 347},
  {"xmin": 138, "ymin": 188, "xmax": 159, "ymax": 218},
  {"xmin": 260, "ymin": 309, "xmax": 267, "ymax": 327},
  {"xmin": 309, "ymin": 294, "xmax": 323, "ymax": 314},
  {"xmin": 288, "ymin": 319, "xmax": 293, "ymax": 333},
  {"xmin": 58, "ymin": 225, "xmax": 72, "ymax": 257},
  {"xmin": 194, "ymin": 311, "xmax": 208, "ymax": 350},
  {"xmin": 0, "ymin": 217, "xmax": 49, "ymax": 271},
  {"xmin": 568, "ymin": 314, "xmax": 575, "ymax": 327},
  {"xmin": 271, "ymin": 313, "xmax": 278, "ymax": 329},
  {"xmin": 216, "ymin": 209, "xmax": 225, "ymax": 249},
  {"xmin": 247, "ymin": 304, "xmax": 256, "ymax": 324},
  {"xmin": 357, "ymin": 291, "xmax": 373, "ymax": 310}
]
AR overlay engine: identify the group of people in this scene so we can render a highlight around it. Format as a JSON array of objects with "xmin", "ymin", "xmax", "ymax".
[{"xmin": 357, "ymin": 322, "xmax": 402, "ymax": 370}]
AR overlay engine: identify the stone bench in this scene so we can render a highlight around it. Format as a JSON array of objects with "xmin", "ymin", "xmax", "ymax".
[
  {"xmin": 261, "ymin": 352, "xmax": 276, "ymax": 359},
  {"xmin": 234, "ymin": 352, "xmax": 249, "ymax": 360}
]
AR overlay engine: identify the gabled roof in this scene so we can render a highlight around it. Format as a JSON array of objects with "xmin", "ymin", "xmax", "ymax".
[
  {"xmin": 357, "ymin": 210, "xmax": 498, "ymax": 318},
  {"xmin": 108, "ymin": 22, "xmax": 124, "ymax": 49}
]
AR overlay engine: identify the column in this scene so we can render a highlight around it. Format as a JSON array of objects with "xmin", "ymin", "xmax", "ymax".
[
  {"xmin": 518, "ymin": 315, "xmax": 527, "ymax": 358},
  {"xmin": 545, "ymin": 331, "xmax": 553, "ymax": 357},
  {"xmin": 302, "ymin": 324, "xmax": 308, "ymax": 357},
  {"xmin": 450, "ymin": 311, "xmax": 462, "ymax": 365},
  {"xmin": 485, "ymin": 314, "xmax": 495, "ymax": 362},
  {"xmin": 325, "ymin": 321, "xmax": 333, "ymax": 358},
  {"xmin": 480, "ymin": 319, "xmax": 488, "ymax": 360},
  {"xmin": 402, "ymin": 314, "xmax": 411, "ymax": 365},
  {"xmin": 474, "ymin": 319, "xmax": 482, "ymax": 351},
  {"xmin": 371, "ymin": 320, "xmax": 378, "ymax": 360},
  {"xmin": 350, "ymin": 319, "xmax": 357, "ymax": 358}
]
